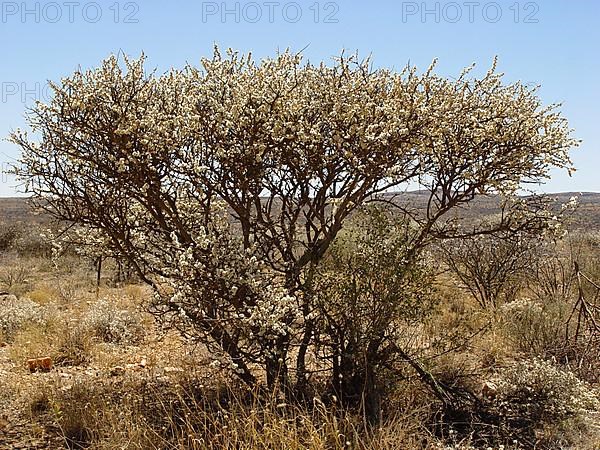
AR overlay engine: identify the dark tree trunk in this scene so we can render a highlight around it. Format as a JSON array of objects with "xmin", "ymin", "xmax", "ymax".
[
  {"xmin": 362, "ymin": 364, "xmax": 382, "ymax": 425},
  {"xmin": 329, "ymin": 339, "xmax": 383, "ymax": 425},
  {"xmin": 265, "ymin": 337, "xmax": 291, "ymax": 395},
  {"xmin": 95, "ymin": 256, "xmax": 102, "ymax": 299}
]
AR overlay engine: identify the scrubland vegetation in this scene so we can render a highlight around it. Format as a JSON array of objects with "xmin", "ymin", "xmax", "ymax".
[
  {"xmin": 1, "ymin": 218, "xmax": 599, "ymax": 449},
  {"xmin": 2, "ymin": 49, "xmax": 598, "ymax": 449}
]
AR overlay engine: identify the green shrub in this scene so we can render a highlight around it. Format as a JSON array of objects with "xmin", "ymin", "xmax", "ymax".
[
  {"xmin": 499, "ymin": 298, "xmax": 567, "ymax": 358},
  {"xmin": 313, "ymin": 207, "xmax": 438, "ymax": 422}
]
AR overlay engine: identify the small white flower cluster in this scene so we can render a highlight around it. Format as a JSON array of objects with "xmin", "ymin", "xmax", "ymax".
[
  {"xmin": 245, "ymin": 288, "xmax": 298, "ymax": 339},
  {"xmin": 41, "ymin": 226, "xmax": 117, "ymax": 264},
  {"xmin": 545, "ymin": 214, "xmax": 568, "ymax": 239},
  {"xmin": 207, "ymin": 352, "xmax": 246, "ymax": 375},
  {"xmin": 499, "ymin": 297, "xmax": 543, "ymax": 317},
  {"xmin": 562, "ymin": 195, "xmax": 579, "ymax": 211},
  {"xmin": 433, "ymin": 444, "xmax": 478, "ymax": 450}
]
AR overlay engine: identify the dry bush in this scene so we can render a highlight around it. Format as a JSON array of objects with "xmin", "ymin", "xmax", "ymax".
[
  {"xmin": 525, "ymin": 232, "xmax": 600, "ymax": 382},
  {"xmin": 0, "ymin": 262, "xmax": 31, "ymax": 294},
  {"xmin": 12, "ymin": 228, "xmax": 54, "ymax": 258},
  {"xmin": 28, "ymin": 388, "xmax": 53, "ymax": 418},
  {"xmin": 485, "ymin": 358, "xmax": 600, "ymax": 449},
  {"xmin": 528, "ymin": 239, "xmax": 577, "ymax": 304},
  {"xmin": 82, "ymin": 299, "xmax": 145, "ymax": 345},
  {"xmin": 25, "ymin": 285, "xmax": 60, "ymax": 305},
  {"xmin": 423, "ymin": 357, "xmax": 600, "ymax": 449},
  {"xmin": 8, "ymin": 322, "xmax": 56, "ymax": 365},
  {"xmin": 0, "ymin": 295, "xmax": 46, "ymax": 341},
  {"xmin": 475, "ymin": 331, "xmax": 515, "ymax": 371},
  {"xmin": 0, "ymin": 223, "xmax": 20, "ymax": 252},
  {"xmin": 122, "ymin": 283, "xmax": 151, "ymax": 305},
  {"xmin": 8, "ymin": 318, "xmax": 95, "ymax": 369},
  {"xmin": 440, "ymin": 232, "xmax": 539, "ymax": 310},
  {"xmin": 499, "ymin": 298, "xmax": 567, "ymax": 358},
  {"xmin": 425, "ymin": 286, "xmax": 488, "ymax": 350},
  {"xmin": 0, "ymin": 224, "xmax": 54, "ymax": 257},
  {"xmin": 54, "ymin": 325, "xmax": 94, "ymax": 367}
]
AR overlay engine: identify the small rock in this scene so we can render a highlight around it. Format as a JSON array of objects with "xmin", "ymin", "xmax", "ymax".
[{"xmin": 27, "ymin": 357, "xmax": 52, "ymax": 373}]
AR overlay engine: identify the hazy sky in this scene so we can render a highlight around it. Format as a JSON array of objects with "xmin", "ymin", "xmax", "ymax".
[{"xmin": 0, "ymin": 0, "xmax": 598, "ymax": 196}]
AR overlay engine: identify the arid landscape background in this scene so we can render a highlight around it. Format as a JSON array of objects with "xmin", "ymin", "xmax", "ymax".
[{"xmin": 5, "ymin": 191, "xmax": 600, "ymax": 230}]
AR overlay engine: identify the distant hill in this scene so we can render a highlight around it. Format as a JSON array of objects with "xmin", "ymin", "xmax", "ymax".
[
  {"xmin": 377, "ymin": 191, "xmax": 600, "ymax": 231},
  {"xmin": 0, "ymin": 198, "xmax": 46, "ymax": 224},
  {"xmin": 2, "ymin": 193, "xmax": 600, "ymax": 230},
  {"xmin": 556, "ymin": 192, "xmax": 600, "ymax": 230}
]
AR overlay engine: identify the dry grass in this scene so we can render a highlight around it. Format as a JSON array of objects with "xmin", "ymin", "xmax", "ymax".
[
  {"xmin": 0, "ymin": 246, "xmax": 599, "ymax": 450},
  {"xmin": 30, "ymin": 376, "xmax": 438, "ymax": 450}
]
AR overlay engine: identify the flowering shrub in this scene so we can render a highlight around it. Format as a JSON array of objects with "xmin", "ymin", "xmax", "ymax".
[
  {"xmin": 82, "ymin": 299, "xmax": 144, "ymax": 345},
  {"xmin": 10, "ymin": 48, "xmax": 578, "ymax": 404},
  {"xmin": 490, "ymin": 358, "xmax": 599, "ymax": 438},
  {"xmin": 0, "ymin": 295, "xmax": 45, "ymax": 341}
]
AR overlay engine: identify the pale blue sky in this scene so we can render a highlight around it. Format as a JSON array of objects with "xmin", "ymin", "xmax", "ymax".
[{"xmin": 0, "ymin": 0, "xmax": 598, "ymax": 195}]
